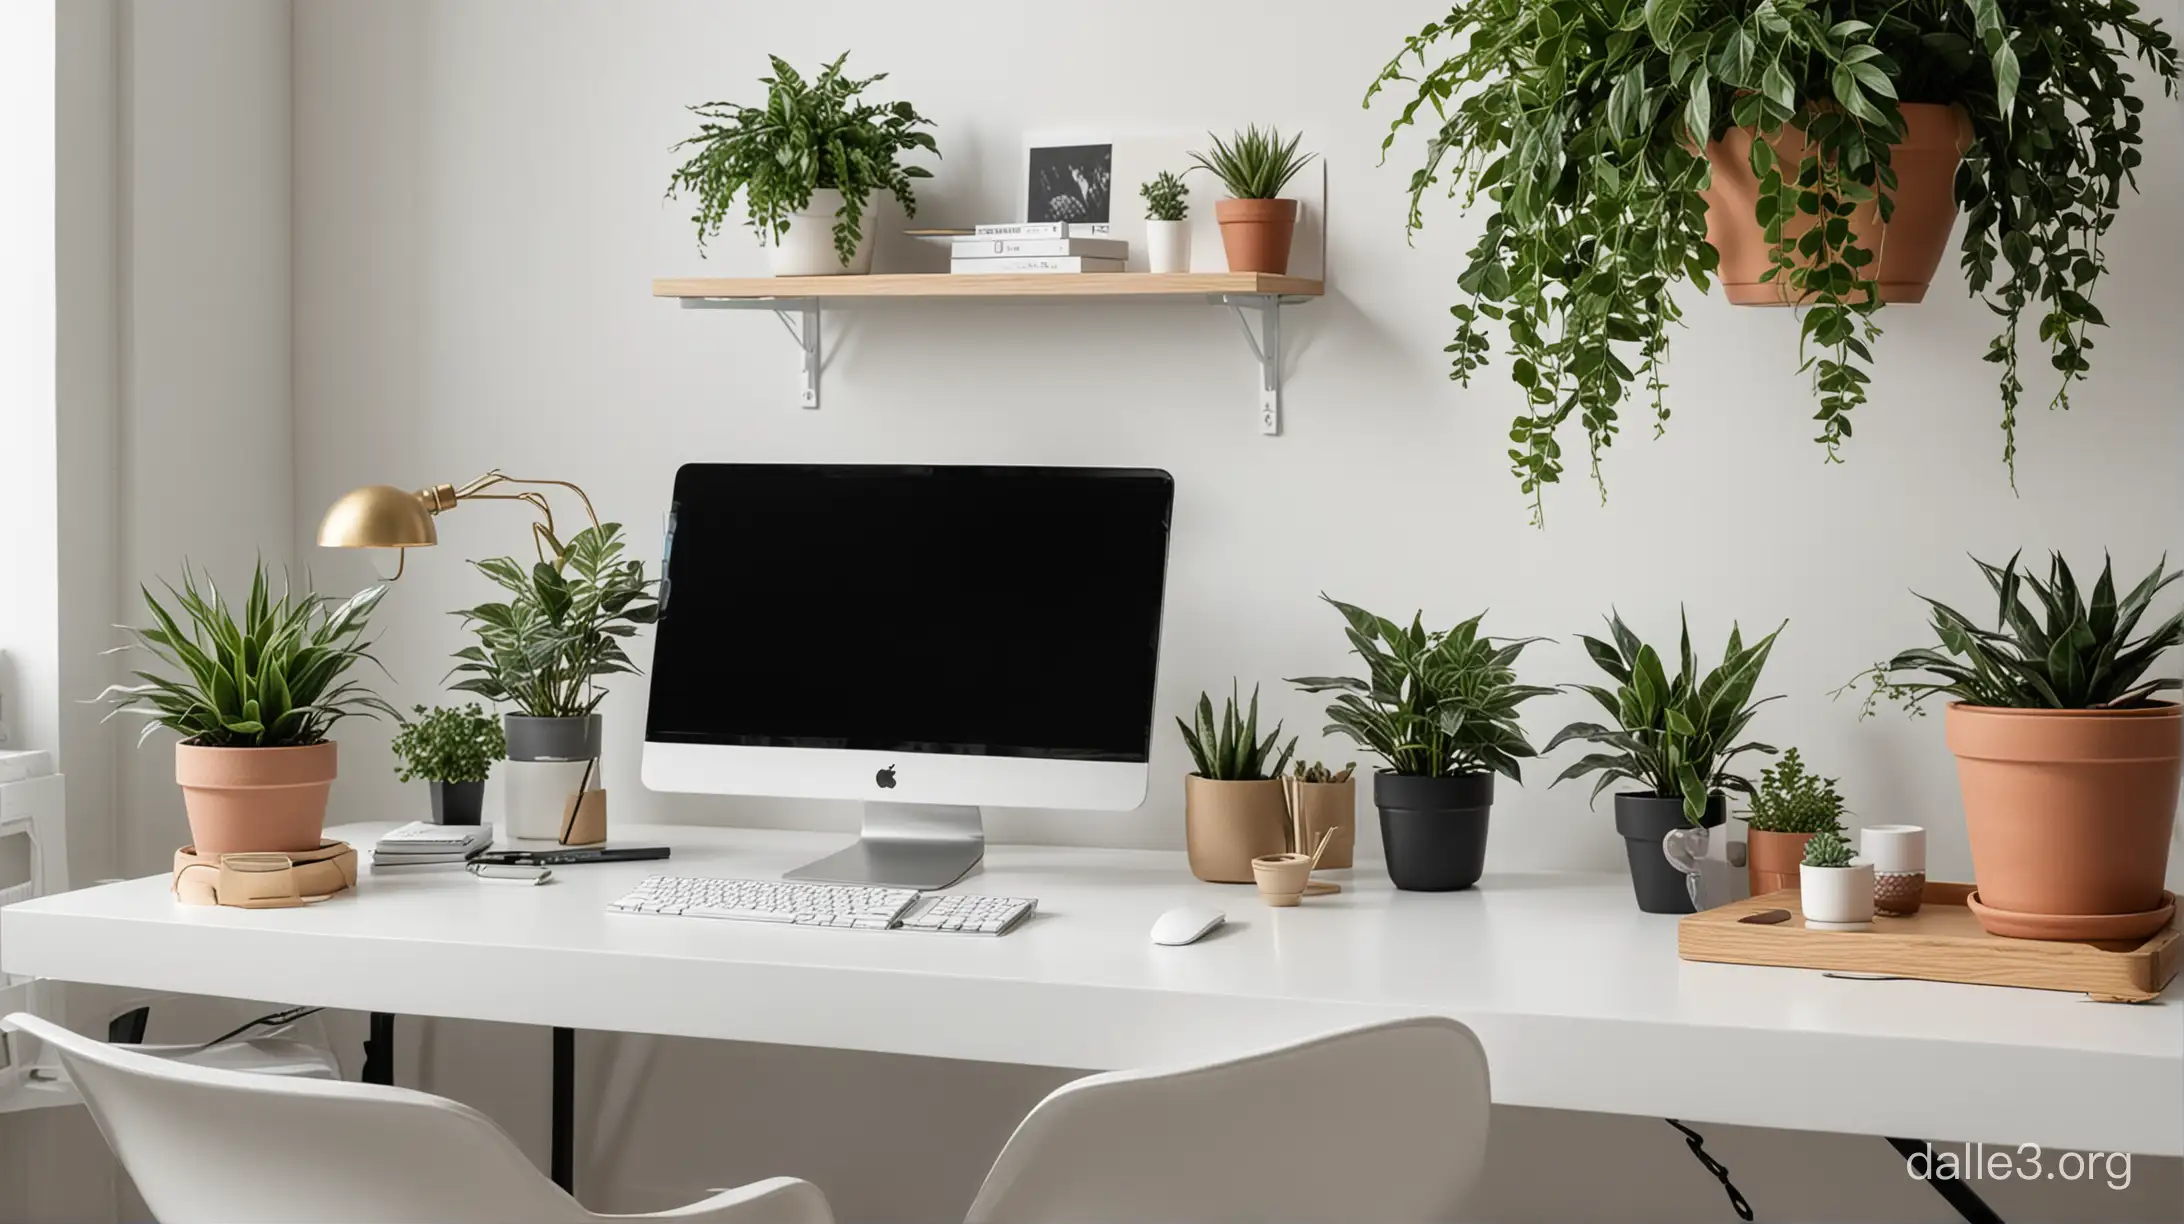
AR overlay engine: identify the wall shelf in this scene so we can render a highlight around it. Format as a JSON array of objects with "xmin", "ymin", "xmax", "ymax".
[{"xmin": 654, "ymin": 273, "xmax": 1324, "ymax": 434}]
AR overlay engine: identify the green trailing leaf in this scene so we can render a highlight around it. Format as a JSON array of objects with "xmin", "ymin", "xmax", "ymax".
[
  {"xmin": 390, "ymin": 703, "xmax": 507, "ymax": 784},
  {"xmin": 1364, "ymin": 0, "xmax": 2177, "ymax": 523},
  {"xmin": 1189, "ymin": 125, "xmax": 1316, "ymax": 199},
  {"xmin": 98, "ymin": 562, "xmax": 396, "ymax": 748},
  {"xmin": 450, "ymin": 523, "xmax": 661, "ymax": 718},
  {"xmin": 1176, "ymin": 683, "xmax": 1297, "ymax": 781},
  {"xmin": 666, "ymin": 52, "xmax": 939, "ymax": 265},
  {"xmin": 1548, "ymin": 610, "xmax": 1784, "ymax": 825},
  {"xmin": 1844, "ymin": 552, "xmax": 2183, "ymax": 715},
  {"xmin": 1289, "ymin": 595, "xmax": 1551, "ymax": 781}
]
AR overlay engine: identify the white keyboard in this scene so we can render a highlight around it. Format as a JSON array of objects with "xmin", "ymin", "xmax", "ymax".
[{"xmin": 607, "ymin": 875, "xmax": 1036, "ymax": 936}]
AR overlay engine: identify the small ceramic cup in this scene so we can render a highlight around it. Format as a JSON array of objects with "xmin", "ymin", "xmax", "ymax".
[
  {"xmin": 1251, "ymin": 852, "xmax": 1313, "ymax": 907},
  {"xmin": 1861, "ymin": 824, "xmax": 1927, "ymax": 916}
]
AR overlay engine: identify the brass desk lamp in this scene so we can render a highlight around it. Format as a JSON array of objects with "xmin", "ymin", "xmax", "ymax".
[{"xmin": 316, "ymin": 470, "xmax": 599, "ymax": 576}]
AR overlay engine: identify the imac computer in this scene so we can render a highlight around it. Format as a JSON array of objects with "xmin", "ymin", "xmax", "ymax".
[{"xmin": 642, "ymin": 464, "xmax": 1174, "ymax": 889}]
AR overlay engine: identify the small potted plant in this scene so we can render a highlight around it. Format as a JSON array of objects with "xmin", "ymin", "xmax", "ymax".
[
  {"xmin": 1176, "ymin": 684, "xmax": 1297, "ymax": 883},
  {"xmin": 1140, "ymin": 169, "xmax": 1192, "ymax": 273},
  {"xmin": 1286, "ymin": 760, "xmax": 1358, "ymax": 869},
  {"xmin": 1798, "ymin": 829, "xmax": 1874, "ymax": 930},
  {"xmin": 1740, "ymin": 749, "xmax": 1846, "ymax": 897},
  {"xmin": 452, "ymin": 524, "xmax": 659, "ymax": 843},
  {"xmin": 391, "ymin": 703, "xmax": 507, "ymax": 826},
  {"xmin": 99, "ymin": 564, "xmax": 396, "ymax": 857},
  {"xmin": 667, "ymin": 52, "xmax": 939, "ymax": 276},
  {"xmin": 1549, "ymin": 612, "xmax": 1784, "ymax": 913},
  {"xmin": 1291, "ymin": 597, "xmax": 1552, "ymax": 892},
  {"xmin": 1189, "ymin": 125, "xmax": 1315, "ymax": 274},
  {"xmin": 1845, "ymin": 552, "xmax": 2181, "ymax": 941}
]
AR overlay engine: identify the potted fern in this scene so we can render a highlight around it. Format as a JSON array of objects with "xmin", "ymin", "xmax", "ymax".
[
  {"xmin": 1368, "ymin": 0, "xmax": 2178, "ymax": 525},
  {"xmin": 1140, "ymin": 170, "xmax": 1192, "ymax": 273},
  {"xmin": 1846, "ymin": 552, "xmax": 2182, "ymax": 941},
  {"xmin": 1548, "ymin": 612, "xmax": 1784, "ymax": 913},
  {"xmin": 1740, "ymin": 748, "xmax": 1846, "ymax": 897},
  {"xmin": 1189, "ymin": 126, "xmax": 1315, "ymax": 274},
  {"xmin": 99, "ymin": 564, "xmax": 396, "ymax": 856},
  {"xmin": 1177, "ymin": 684, "xmax": 1297, "ymax": 883},
  {"xmin": 1798, "ymin": 829, "xmax": 1875, "ymax": 930},
  {"xmin": 391, "ymin": 704, "xmax": 507, "ymax": 826},
  {"xmin": 667, "ymin": 52, "xmax": 938, "ymax": 276},
  {"xmin": 1291, "ymin": 597, "xmax": 1552, "ymax": 891},
  {"xmin": 451, "ymin": 524, "xmax": 658, "ymax": 843}
]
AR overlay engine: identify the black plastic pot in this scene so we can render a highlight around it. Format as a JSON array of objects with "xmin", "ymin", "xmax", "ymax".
[
  {"xmin": 1374, "ymin": 771, "xmax": 1493, "ymax": 892},
  {"xmin": 1614, "ymin": 791, "xmax": 1726, "ymax": 914},
  {"xmin": 429, "ymin": 779, "xmax": 485, "ymax": 826}
]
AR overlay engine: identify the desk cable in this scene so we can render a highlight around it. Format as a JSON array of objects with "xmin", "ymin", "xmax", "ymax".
[{"xmin": 1666, "ymin": 1118, "xmax": 1754, "ymax": 1221}]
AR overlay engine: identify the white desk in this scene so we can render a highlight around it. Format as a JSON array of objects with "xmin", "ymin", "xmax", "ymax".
[{"xmin": 4, "ymin": 823, "xmax": 2178, "ymax": 1160}]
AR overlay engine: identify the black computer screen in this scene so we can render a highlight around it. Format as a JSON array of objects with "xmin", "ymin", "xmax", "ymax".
[{"xmin": 645, "ymin": 465, "xmax": 1173, "ymax": 761}]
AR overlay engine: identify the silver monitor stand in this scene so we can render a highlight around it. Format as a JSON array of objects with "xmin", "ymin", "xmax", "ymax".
[{"xmin": 784, "ymin": 802, "xmax": 984, "ymax": 891}]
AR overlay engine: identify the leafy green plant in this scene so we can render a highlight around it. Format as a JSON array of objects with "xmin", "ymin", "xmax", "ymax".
[
  {"xmin": 1367, "ymin": 0, "xmax": 2178, "ymax": 524},
  {"xmin": 1140, "ymin": 170, "xmax": 1191, "ymax": 221},
  {"xmin": 667, "ymin": 53, "xmax": 939, "ymax": 264},
  {"xmin": 1293, "ymin": 760, "xmax": 1358, "ymax": 784},
  {"xmin": 1800, "ymin": 827, "xmax": 1856, "ymax": 868},
  {"xmin": 99, "ymin": 563, "xmax": 395, "ymax": 748},
  {"xmin": 1177, "ymin": 684, "xmax": 1298, "ymax": 781},
  {"xmin": 1547, "ymin": 611, "xmax": 1784, "ymax": 824},
  {"xmin": 1189, "ymin": 126, "xmax": 1316, "ymax": 199},
  {"xmin": 1843, "ymin": 552, "xmax": 2182, "ymax": 714},
  {"xmin": 1289, "ymin": 596, "xmax": 1554, "ymax": 780},
  {"xmin": 391, "ymin": 703, "xmax": 507, "ymax": 784},
  {"xmin": 1742, "ymin": 748, "xmax": 1846, "ymax": 834},
  {"xmin": 451, "ymin": 524, "xmax": 660, "ymax": 719}
]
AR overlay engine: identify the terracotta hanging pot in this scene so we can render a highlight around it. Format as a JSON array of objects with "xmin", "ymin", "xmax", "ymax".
[
  {"xmin": 1946, "ymin": 702, "xmax": 2181, "ymax": 940},
  {"xmin": 175, "ymin": 742, "xmax": 337, "ymax": 857},
  {"xmin": 1214, "ymin": 198, "xmax": 1298, "ymax": 275},
  {"xmin": 1701, "ymin": 102, "xmax": 1970, "ymax": 306}
]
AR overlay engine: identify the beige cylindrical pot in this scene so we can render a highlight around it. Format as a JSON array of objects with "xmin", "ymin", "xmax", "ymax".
[
  {"xmin": 1214, "ymin": 198, "xmax": 1298, "ymax": 274},
  {"xmin": 1946, "ymin": 702, "xmax": 2180, "ymax": 939},
  {"xmin": 1184, "ymin": 776, "xmax": 1290, "ymax": 883},
  {"xmin": 175, "ymin": 742, "xmax": 337, "ymax": 857},
  {"xmin": 1289, "ymin": 778, "xmax": 1356, "ymax": 869}
]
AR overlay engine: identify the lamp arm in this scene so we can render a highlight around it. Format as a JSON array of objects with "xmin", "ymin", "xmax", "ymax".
[{"xmin": 444, "ymin": 471, "xmax": 603, "ymax": 565}]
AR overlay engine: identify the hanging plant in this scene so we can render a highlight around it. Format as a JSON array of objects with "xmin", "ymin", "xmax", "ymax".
[{"xmin": 1367, "ymin": 0, "xmax": 2176, "ymax": 524}]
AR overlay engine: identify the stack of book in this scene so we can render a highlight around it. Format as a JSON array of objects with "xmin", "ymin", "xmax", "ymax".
[
  {"xmin": 951, "ymin": 223, "xmax": 1126, "ymax": 275},
  {"xmin": 370, "ymin": 821, "xmax": 494, "ymax": 870}
]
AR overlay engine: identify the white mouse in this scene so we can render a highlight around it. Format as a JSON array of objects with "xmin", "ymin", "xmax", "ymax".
[{"xmin": 1151, "ymin": 905, "xmax": 1226, "ymax": 946}]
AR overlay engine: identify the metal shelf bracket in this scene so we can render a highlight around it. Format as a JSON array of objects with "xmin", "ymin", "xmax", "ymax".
[
  {"xmin": 682, "ymin": 296, "xmax": 822, "ymax": 409},
  {"xmin": 1216, "ymin": 294, "xmax": 1305, "ymax": 436}
]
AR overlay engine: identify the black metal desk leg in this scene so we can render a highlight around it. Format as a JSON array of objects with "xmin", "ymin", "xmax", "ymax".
[
  {"xmin": 1888, "ymin": 1137, "xmax": 2006, "ymax": 1224},
  {"xmin": 552, "ymin": 1026, "xmax": 575, "ymax": 1194},
  {"xmin": 362, "ymin": 1013, "xmax": 395, "ymax": 1086}
]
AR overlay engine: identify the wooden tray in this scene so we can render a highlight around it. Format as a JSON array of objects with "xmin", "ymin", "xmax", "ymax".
[{"xmin": 1679, "ymin": 881, "xmax": 2182, "ymax": 1003}]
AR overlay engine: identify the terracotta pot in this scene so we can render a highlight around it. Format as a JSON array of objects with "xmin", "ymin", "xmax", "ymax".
[
  {"xmin": 1290, "ymin": 778, "xmax": 1356, "ymax": 869},
  {"xmin": 175, "ymin": 742, "xmax": 337, "ymax": 857},
  {"xmin": 1214, "ymin": 198, "xmax": 1298, "ymax": 274},
  {"xmin": 1184, "ymin": 776, "xmax": 1290, "ymax": 883},
  {"xmin": 1701, "ymin": 103, "xmax": 1969, "ymax": 305},
  {"xmin": 1946, "ymin": 702, "xmax": 2181, "ymax": 939},
  {"xmin": 1745, "ymin": 828, "xmax": 1816, "ymax": 897}
]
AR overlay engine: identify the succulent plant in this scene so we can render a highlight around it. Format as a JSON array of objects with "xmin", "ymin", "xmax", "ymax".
[
  {"xmin": 1801, "ymin": 827, "xmax": 1856, "ymax": 869},
  {"xmin": 1292, "ymin": 760, "xmax": 1357, "ymax": 784},
  {"xmin": 1177, "ymin": 683, "xmax": 1298, "ymax": 782}
]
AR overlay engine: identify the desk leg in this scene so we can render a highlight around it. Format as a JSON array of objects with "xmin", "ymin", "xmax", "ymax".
[
  {"xmin": 362, "ymin": 1012, "xmax": 395, "ymax": 1086},
  {"xmin": 1887, "ymin": 1138, "xmax": 2006, "ymax": 1224},
  {"xmin": 552, "ymin": 1026, "xmax": 575, "ymax": 1195}
]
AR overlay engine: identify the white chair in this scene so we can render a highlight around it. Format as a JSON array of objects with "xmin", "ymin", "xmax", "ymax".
[
  {"xmin": 2, "ymin": 1012, "xmax": 834, "ymax": 1224},
  {"xmin": 964, "ymin": 1016, "xmax": 1492, "ymax": 1224}
]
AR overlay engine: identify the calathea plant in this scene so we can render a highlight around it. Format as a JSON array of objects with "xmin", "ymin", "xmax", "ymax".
[
  {"xmin": 667, "ymin": 53, "xmax": 938, "ymax": 263},
  {"xmin": 451, "ymin": 524, "xmax": 660, "ymax": 718},
  {"xmin": 1367, "ymin": 0, "xmax": 2177, "ymax": 524}
]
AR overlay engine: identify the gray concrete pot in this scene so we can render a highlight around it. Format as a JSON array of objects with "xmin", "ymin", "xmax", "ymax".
[{"xmin": 504, "ymin": 714, "xmax": 602, "ymax": 763}]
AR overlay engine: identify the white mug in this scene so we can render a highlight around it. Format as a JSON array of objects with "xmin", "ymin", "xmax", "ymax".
[{"xmin": 1861, "ymin": 825, "xmax": 1926, "ymax": 874}]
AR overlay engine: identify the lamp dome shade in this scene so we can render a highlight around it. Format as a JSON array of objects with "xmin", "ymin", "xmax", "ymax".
[{"xmin": 318, "ymin": 485, "xmax": 438, "ymax": 549}]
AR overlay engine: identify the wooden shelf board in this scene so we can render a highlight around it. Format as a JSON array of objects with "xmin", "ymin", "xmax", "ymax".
[{"xmin": 653, "ymin": 272, "xmax": 1324, "ymax": 300}]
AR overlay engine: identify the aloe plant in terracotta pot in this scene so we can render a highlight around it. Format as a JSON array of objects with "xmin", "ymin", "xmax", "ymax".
[
  {"xmin": 99, "ymin": 564, "xmax": 396, "ymax": 857},
  {"xmin": 1190, "ymin": 125, "xmax": 1315, "ymax": 275},
  {"xmin": 1847, "ymin": 552, "xmax": 2182, "ymax": 941}
]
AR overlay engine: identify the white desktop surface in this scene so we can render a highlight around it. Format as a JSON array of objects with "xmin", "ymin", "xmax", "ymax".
[{"xmin": 4, "ymin": 822, "xmax": 2178, "ymax": 1156}]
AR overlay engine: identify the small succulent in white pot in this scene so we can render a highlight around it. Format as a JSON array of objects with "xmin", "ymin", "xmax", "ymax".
[{"xmin": 1798, "ymin": 828, "xmax": 1875, "ymax": 931}]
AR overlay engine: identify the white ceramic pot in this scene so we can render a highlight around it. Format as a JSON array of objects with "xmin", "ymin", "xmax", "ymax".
[
  {"xmin": 765, "ymin": 188, "xmax": 875, "ymax": 276},
  {"xmin": 1800, "ymin": 861, "xmax": 1877, "ymax": 930},
  {"xmin": 1861, "ymin": 824, "xmax": 1927, "ymax": 916},
  {"xmin": 1146, "ymin": 219, "xmax": 1191, "ymax": 274}
]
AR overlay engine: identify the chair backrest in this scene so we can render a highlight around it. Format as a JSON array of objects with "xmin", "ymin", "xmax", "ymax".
[
  {"xmin": 963, "ymin": 1016, "xmax": 1491, "ymax": 1224},
  {"xmin": 2, "ymin": 1012, "xmax": 591, "ymax": 1224}
]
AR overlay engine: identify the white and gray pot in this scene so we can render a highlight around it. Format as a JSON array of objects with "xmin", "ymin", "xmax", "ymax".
[
  {"xmin": 765, "ymin": 188, "xmax": 874, "ymax": 276},
  {"xmin": 502, "ymin": 714, "xmax": 603, "ymax": 842}
]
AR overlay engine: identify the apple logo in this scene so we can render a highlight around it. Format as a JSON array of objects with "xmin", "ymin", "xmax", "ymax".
[{"xmin": 875, "ymin": 765, "xmax": 897, "ymax": 790}]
